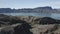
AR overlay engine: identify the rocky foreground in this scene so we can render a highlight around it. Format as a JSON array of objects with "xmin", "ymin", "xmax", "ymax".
[{"xmin": 0, "ymin": 14, "xmax": 60, "ymax": 34}]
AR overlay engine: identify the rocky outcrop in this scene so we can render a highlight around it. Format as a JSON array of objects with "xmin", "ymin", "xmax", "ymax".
[
  {"xmin": 16, "ymin": 16, "xmax": 41, "ymax": 24},
  {"xmin": 0, "ymin": 14, "xmax": 60, "ymax": 34},
  {"xmin": 40, "ymin": 17, "xmax": 57, "ymax": 24},
  {"xmin": 14, "ymin": 23, "xmax": 33, "ymax": 34},
  {"xmin": 16, "ymin": 16, "xmax": 60, "ymax": 25},
  {"xmin": 0, "ymin": 14, "xmax": 33, "ymax": 34}
]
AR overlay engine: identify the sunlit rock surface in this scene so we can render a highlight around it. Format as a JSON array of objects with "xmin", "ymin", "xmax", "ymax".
[{"xmin": 0, "ymin": 14, "xmax": 60, "ymax": 34}]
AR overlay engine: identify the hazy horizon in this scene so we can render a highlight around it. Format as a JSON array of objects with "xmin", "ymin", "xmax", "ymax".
[{"xmin": 0, "ymin": 0, "xmax": 60, "ymax": 9}]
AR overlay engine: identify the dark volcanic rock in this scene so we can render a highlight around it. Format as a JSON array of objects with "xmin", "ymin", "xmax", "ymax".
[
  {"xmin": 1, "ymin": 14, "xmax": 60, "ymax": 34},
  {"xmin": 0, "ymin": 14, "xmax": 33, "ymax": 34},
  {"xmin": 14, "ymin": 23, "xmax": 33, "ymax": 34},
  {"xmin": 0, "ymin": 14, "xmax": 26, "ymax": 25},
  {"xmin": 39, "ymin": 17, "xmax": 56, "ymax": 24}
]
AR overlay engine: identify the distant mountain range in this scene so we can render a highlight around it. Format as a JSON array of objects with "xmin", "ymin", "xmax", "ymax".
[{"xmin": 0, "ymin": 6, "xmax": 60, "ymax": 13}]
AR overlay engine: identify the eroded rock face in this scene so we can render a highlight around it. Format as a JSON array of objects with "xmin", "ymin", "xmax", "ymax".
[
  {"xmin": 16, "ymin": 16, "xmax": 60, "ymax": 25},
  {"xmin": 1, "ymin": 14, "xmax": 60, "ymax": 34},
  {"xmin": 16, "ymin": 16, "xmax": 41, "ymax": 24},
  {"xmin": 39, "ymin": 17, "xmax": 57, "ymax": 24},
  {"xmin": 0, "ymin": 14, "xmax": 26, "ymax": 25},
  {"xmin": 14, "ymin": 23, "xmax": 33, "ymax": 34},
  {"xmin": 0, "ymin": 28, "xmax": 14, "ymax": 34},
  {"xmin": 0, "ymin": 14, "xmax": 33, "ymax": 34}
]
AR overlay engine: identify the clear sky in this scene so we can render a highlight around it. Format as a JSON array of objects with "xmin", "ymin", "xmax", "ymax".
[{"xmin": 0, "ymin": 0, "xmax": 60, "ymax": 9}]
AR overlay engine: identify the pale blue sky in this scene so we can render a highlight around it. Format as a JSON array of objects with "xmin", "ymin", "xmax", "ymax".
[{"xmin": 0, "ymin": 0, "xmax": 60, "ymax": 9}]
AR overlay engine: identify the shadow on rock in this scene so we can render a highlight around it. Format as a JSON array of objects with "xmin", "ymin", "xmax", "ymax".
[
  {"xmin": 39, "ymin": 17, "xmax": 56, "ymax": 24},
  {"xmin": 14, "ymin": 22, "xmax": 33, "ymax": 34}
]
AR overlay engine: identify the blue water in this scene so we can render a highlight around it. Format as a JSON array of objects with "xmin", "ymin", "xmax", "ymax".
[
  {"xmin": 51, "ymin": 13, "xmax": 60, "ymax": 19},
  {"xmin": 0, "ymin": 13, "xmax": 60, "ymax": 19},
  {"xmin": 0, "ymin": 13, "xmax": 51, "ymax": 17}
]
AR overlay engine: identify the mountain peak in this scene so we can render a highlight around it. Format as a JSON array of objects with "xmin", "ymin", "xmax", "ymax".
[{"xmin": 35, "ymin": 6, "xmax": 52, "ymax": 10}]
